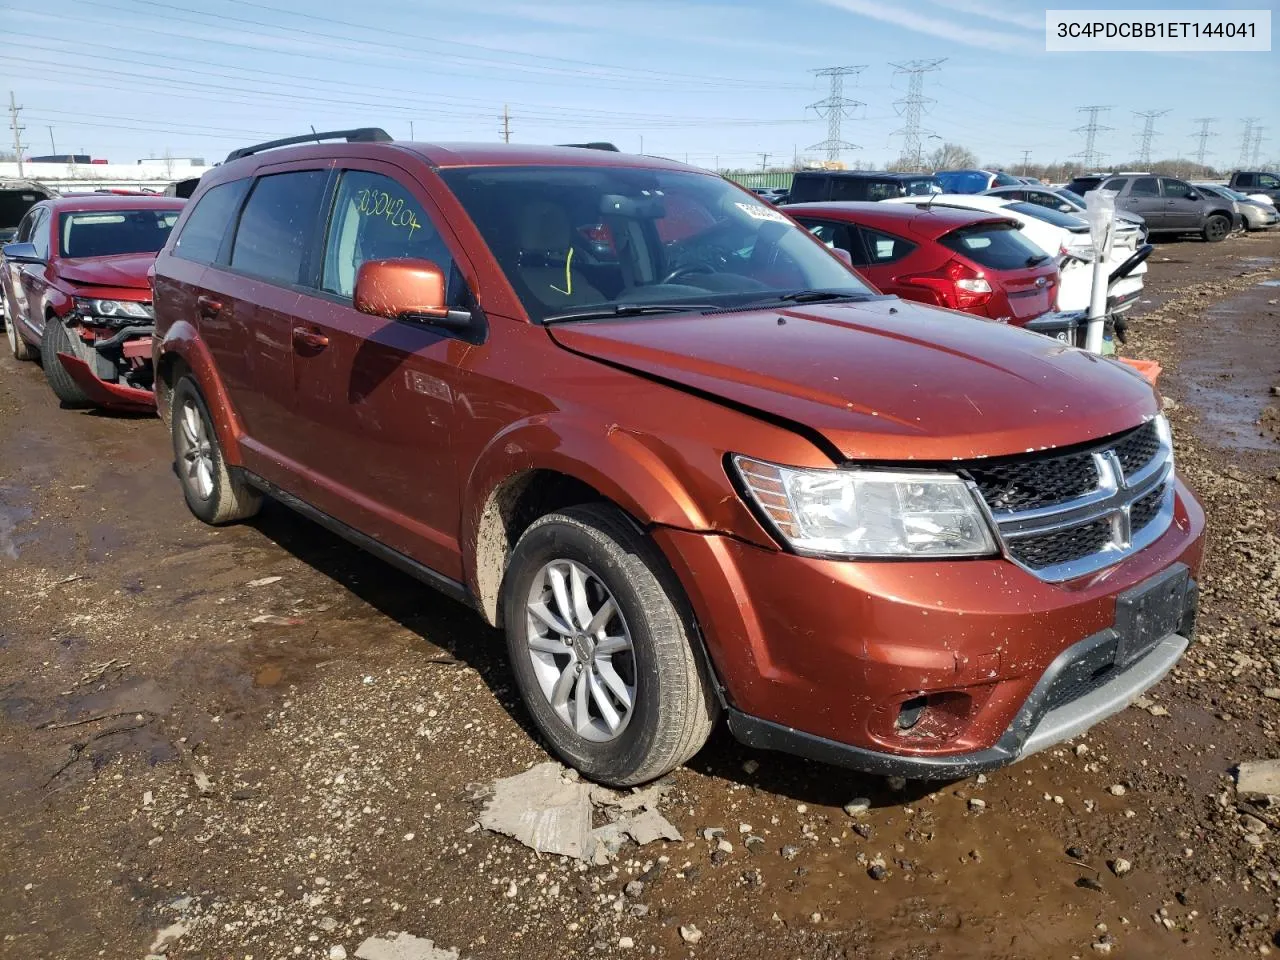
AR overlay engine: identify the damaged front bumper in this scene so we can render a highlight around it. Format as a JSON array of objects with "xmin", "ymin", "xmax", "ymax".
[{"xmin": 57, "ymin": 321, "xmax": 157, "ymax": 412}]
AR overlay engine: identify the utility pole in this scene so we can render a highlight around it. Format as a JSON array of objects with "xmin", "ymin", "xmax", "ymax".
[
  {"xmin": 806, "ymin": 65, "xmax": 865, "ymax": 164},
  {"xmin": 409, "ymin": 120, "xmax": 414, "ymax": 139},
  {"xmin": 1239, "ymin": 118, "xmax": 1258, "ymax": 167},
  {"xmin": 8, "ymin": 91, "xmax": 25, "ymax": 177},
  {"xmin": 758, "ymin": 152, "xmax": 770, "ymax": 172},
  {"xmin": 1073, "ymin": 105, "xmax": 1113, "ymax": 171},
  {"xmin": 1191, "ymin": 117, "xmax": 1215, "ymax": 167},
  {"xmin": 1019, "ymin": 149, "xmax": 1032, "ymax": 174},
  {"xmin": 501, "ymin": 104, "xmax": 511, "ymax": 144},
  {"xmin": 1133, "ymin": 109, "xmax": 1168, "ymax": 167},
  {"xmin": 889, "ymin": 59, "xmax": 945, "ymax": 170}
]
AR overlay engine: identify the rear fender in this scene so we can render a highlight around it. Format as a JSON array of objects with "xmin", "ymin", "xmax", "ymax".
[{"xmin": 155, "ymin": 320, "xmax": 246, "ymax": 466}]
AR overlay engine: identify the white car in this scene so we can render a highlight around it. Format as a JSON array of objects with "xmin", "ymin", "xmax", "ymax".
[{"xmin": 883, "ymin": 193, "xmax": 1147, "ymax": 316}]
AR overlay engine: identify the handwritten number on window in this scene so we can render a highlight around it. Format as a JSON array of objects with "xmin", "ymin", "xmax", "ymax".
[{"xmin": 354, "ymin": 187, "xmax": 422, "ymax": 238}]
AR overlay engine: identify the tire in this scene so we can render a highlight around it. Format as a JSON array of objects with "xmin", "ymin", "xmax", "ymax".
[
  {"xmin": 170, "ymin": 375, "xmax": 262, "ymax": 525},
  {"xmin": 40, "ymin": 316, "xmax": 92, "ymax": 407},
  {"xmin": 1202, "ymin": 214, "xmax": 1230, "ymax": 243},
  {"xmin": 501, "ymin": 503, "xmax": 717, "ymax": 786},
  {"xmin": 4, "ymin": 293, "xmax": 36, "ymax": 362}
]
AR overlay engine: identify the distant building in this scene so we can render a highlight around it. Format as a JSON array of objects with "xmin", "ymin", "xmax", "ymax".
[
  {"xmin": 138, "ymin": 157, "xmax": 206, "ymax": 167},
  {"xmin": 28, "ymin": 154, "xmax": 97, "ymax": 164}
]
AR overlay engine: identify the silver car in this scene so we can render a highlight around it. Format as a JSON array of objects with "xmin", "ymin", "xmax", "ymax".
[
  {"xmin": 1195, "ymin": 184, "xmax": 1278, "ymax": 232},
  {"xmin": 983, "ymin": 184, "xmax": 1148, "ymax": 239}
]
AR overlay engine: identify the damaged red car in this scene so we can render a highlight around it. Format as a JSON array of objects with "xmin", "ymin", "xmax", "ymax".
[{"xmin": 2, "ymin": 194, "xmax": 185, "ymax": 411}]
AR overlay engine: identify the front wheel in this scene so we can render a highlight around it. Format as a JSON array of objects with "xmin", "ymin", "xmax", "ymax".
[
  {"xmin": 1202, "ymin": 214, "xmax": 1230, "ymax": 243},
  {"xmin": 171, "ymin": 375, "xmax": 262, "ymax": 525},
  {"xmin": 40, "ymin": 317, "xmax": 92, "ymax": 406},
  {"xmin": 501, "ymin": 504, "xmax": 717, "ymax": 786}
]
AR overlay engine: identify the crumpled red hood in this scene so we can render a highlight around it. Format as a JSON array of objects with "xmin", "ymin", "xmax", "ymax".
[
  {"xmin": 57, "ymin": 252, "xmax": 156, "ymax": 291},
  {"xmin": 549, "ymin": 297, "xmax": 1158, "ymax": 462}
]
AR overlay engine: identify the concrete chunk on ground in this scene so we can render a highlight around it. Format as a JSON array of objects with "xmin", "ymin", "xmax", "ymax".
[
  {"xmin": 477, "ymin": 762, "xmax": 594, "ymax": 859},
  {"xmin": 354, "ymin": 932, "xmax": 460, "ymax": 960},
  {"xmin": 1237, "ymin": 759, "xmax": 1280, "ymax": 801}
]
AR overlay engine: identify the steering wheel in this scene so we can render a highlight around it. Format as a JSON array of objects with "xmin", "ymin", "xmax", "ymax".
[{"xmin": 661, "ymin": 261, "xmax": 716, "ymax": 285}]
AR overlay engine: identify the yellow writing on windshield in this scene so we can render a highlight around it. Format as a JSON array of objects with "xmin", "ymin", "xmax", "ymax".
[{"xmin": 355, "ymin": 188, "xmax": 422, "ymax": 238}]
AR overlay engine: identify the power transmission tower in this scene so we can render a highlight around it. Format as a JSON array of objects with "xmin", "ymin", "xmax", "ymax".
[
  {"xmin": 1252, "ymin": 127, "xmax": 1265, "ymax": 166},
  {"xmin": 501, "ymin": 104, "xmax": 511, "ymax": 144},
  {"xmin": 1020, "ymin": 149, "xmax": 1032, "ymax": 173},
  {"xmin": 806, "ymin": 65, "xmax": 865, "ymax": 163},
  {"xmin": 889, "ymin": 59, "xmax": 945, "ymax": 169},
  {"xmin": 758, "ymin": 152, "xmax": 771, "ymax": 171},
  {"xmin": 1133, "ymin": 110, "xmax": 1168, "ymax": 166},
  {"xmin": 1073, "ymin": 105, "xmax": 1113, "ymax": 171},
  {"xmin": 1239, "ymin": 118, "xmax": 1258, "ymax": 166},
  {"xmin": 1191, "ymin": 117, "xmax": 1215, "ymax": 167},
  {"xmin": 8, "ymin": 91, "xmax": 25, "ymax": 177}
]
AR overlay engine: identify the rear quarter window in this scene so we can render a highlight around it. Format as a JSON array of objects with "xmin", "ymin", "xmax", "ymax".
[
  {"xmin": 859, "ymin": 226, "xmax": 916, "ymax": 263},
  {"xmin": 940, "ymin": 222, "xmax": 1046, "ymax": 271},
  {"xmin": 174, "ymin": 179, "xmax": 251, "ymax": 264}
]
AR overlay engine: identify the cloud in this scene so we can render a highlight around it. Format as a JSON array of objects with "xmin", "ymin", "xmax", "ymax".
[
  {"xmin": 815, "ymin": 0, "xmax": 1039, "ymax": 52},
  {"xmin": 924, "ymin": 0, "xmax": 1042, "ymax": 31}
]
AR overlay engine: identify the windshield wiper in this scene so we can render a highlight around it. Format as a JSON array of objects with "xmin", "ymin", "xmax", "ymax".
[
  {"xmin": 543, "ymin": 303, "xmax": 717, "ymax": 324},
  {"xmin": 1025, "ymin": 253, "xmax": 1050, "ymax": 266},
  {"xmin": 743, "ymin": 290, "xmax": 873, "ymax": 307}
]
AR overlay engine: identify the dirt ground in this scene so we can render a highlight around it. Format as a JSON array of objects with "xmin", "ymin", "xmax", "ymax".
[{"xmin": 1, "ymin": 231, "xmax": 1278, "ymax": 960}]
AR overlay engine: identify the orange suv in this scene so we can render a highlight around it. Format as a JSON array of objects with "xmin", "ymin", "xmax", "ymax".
[{"xmin": 151, "ymin": 129, "xmax": 1205, "ymax": 786}]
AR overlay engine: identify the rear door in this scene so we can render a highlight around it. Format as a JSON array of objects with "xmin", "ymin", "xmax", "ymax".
[
  {"xmin": 1159, "ymin": 178, "xmax": 1201, "ymax": 229},
  {"xmin": 1119, "ymin": 177, "xmax": 1166, "ymax": 227},
  {"xmin": 287, "ymin": 160, "xmax": 477, "ymax": 580},
  {"xmin": 202, "ymin": 164, "xmax": 332, "ymax": 480}
]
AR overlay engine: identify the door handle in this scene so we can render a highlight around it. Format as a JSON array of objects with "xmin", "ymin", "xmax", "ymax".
[
  {"xmin": 292, "ymin": 326, "xmax": 329, "ymax": 351},
  {"xmin": 196, "ymin": 295, "xmax": 223, "ymax": 318}
]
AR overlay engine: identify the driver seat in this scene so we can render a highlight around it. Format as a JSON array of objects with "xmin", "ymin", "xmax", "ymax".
[{"xmin": 515, "ymin": 200, "xmax": 604, "ymax": 309}]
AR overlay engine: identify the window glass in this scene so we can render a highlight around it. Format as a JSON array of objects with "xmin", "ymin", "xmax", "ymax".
[
  {"xmin": 935, "ymin": 171, "xmax": 990, "ymax": 194},
  {"xmin": 230, "ymin": 171, "xmax": 328, "ymax": 286},
  {"xmin": 321, "ymin": 170, "xmax": 455, "ymax": 300},
  {"xmin": 1161, "ymin": 179, "xmax": 1192, "ymax": 199},
  {"xmin": 175, "ymin": 179, "xmax": 250, "ymax": 264},
  {"xmin": 800, "ymin": 220, "xmax": 862, "ymax": 263},
  {"xmin": 30, "ymin": 209, "xmax": 50, "ymax": 259},
  {"xmin": 904, "ymin": 178, "xmax": 943, "ymax": 196},
  {"xmin": 785, "ymin": 175, "xmax": 825, "ymax": 203},
  {"xmin": 15, "ymin": 209, "xmax": 37, "ymax": 243},
  {"xmin": 1130, "ymin": 177, "xmax": 1160, "ymax": 197},
  {"xmin": 992, "ymin": 171, "xmax": 1021, "ymax": 187},
  {"xmin": 1258, "ymin": 174, "xmax": 1280, "ymax": 189},
  {"xmin": 1005, "ymin": 201, "xmax": 1086, "ymax": 229},
  {"xmin": 60, "ymin": 208, "xmax": 180, "ymax": 258},
  {"xmin": 1102, "ymin": 178, "xmax": 1129, "ymax": 191},
  {"xmin": 440, "ymin": 165, "xmax": 873, "ymax": 322},
  {"xmin": 864, "ymin": 181, "xmax": 901, "ymax": 202},
  {"xmin": 940, "ymin": 222, "xmax": 1047, "ymax": 270},
  {"xmin": 858, "ymin": 226, "xmax": 916, "ymax": 264},
  {"xmin": 829, "ymin": 178, "xmax": 867, "ymax": 202}
]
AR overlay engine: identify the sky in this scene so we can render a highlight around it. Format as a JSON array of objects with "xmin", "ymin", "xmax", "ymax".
[{"xmin": 1, "ymin": 0, "xmax": 1276, "ymax": 170}]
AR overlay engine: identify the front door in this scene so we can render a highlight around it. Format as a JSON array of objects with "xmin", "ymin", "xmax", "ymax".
[
  {"xmin": 13, "ymin": 207, "xmax": 52, "ymax": 340},
  {"xmin": 287, "ymin": 161, "xmax": 475, "ymax": 580}
]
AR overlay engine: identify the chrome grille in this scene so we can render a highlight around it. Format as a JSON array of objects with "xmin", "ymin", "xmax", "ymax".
[{"xmin": 966, "ymin": 418, "xmax": 1176, "ymax": 582}]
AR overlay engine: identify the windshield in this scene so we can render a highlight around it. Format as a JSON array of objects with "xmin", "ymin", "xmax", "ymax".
[
  {"xmin": 941, "ymin": 222, "xmax": 1049, "ymax": 270},
  {"xmin": 439, "ymin": 165, "xmax": 873, "ymax": 322},
  {"xmin": 60, "ymin": 208, "xmax": 181, "ymax": 258},
  {"xmin": 1052, "ymin": 190, "xmax": 1086, "ymax": 210},
  {"xmin": 1004, "ymin": 201, "xmax": 1087, "ymax": 230},
  {"xmin": 935, "ymin": 171, "xmax": 990, "ymax": 194}
]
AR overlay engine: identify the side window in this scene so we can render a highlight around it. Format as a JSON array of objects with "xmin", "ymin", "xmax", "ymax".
[
  {"xmin": 1027, "ymin": 191, "xmax": 1058, "ymax": 207},
  {"xmin": 858, "ymin": 226, "xmax": 916, "ymax": 264},
  {"xmin": 1258, "ymin": 174, "xmax": 1280, "ymax": 190},
  {"xmin": 785, "ymin": 175, "xmax": 826, "ymax": 203},
  {"xmin": 800, "ymin": 220, "xmax": 863, "ymax": 263},
  {"xmin": 1130, "ymin": 177, "xmax": 1159, "ymax": 197},
  {"xmin": 1235, "ymin": 173, "xmax": 1255, "ymax": 187},
  {"xmin": 230, "ymin": 170, "xmax": 329, "ymax": 286},
  {"xmin": 1161, "ymin": 178, "xmax": 1192, "ymax": 199},
  {"xmin": 174, "ymin": 179, "xmax": 250, "ymax": 264},
  {"xmin": 321, "ymin": 170, "xmax": 454, "ymax": 300},
  {"xmin": 14, "ymin": 210, "xmax": 35, "ymax": 243},
  {"xmin": 829, "ymin": 179, "xmax": 865, "ymax": 202},
  {"xmin": 29, "ymin": 209, "xmax": 50, "ymax": 259},
  {"xmin": 1102, "ymin": 178, "xmax": 1129, "ymax": 192}
]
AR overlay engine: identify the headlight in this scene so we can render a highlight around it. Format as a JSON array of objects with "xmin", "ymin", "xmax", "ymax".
[
  {"xmin": 74, "ymin": 298, "xmax": 154, "ymax": 320},
  {"xmin": 732, "ymin": 456, "xmax": 997, "ymax": 558}
]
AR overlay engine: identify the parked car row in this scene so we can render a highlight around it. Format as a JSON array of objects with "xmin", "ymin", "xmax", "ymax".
[{"xmin": 0, "ymin": 130, "xmax": 1209, "ymax": 789}]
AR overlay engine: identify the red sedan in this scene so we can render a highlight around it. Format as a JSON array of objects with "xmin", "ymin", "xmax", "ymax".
[
  {"xmin": 787, "ymin": 201, "xmax": 1059, "ymax": 324},
  {"xmin": 2, "ymin": 194, "xmax": 185, "ymax": 411}
]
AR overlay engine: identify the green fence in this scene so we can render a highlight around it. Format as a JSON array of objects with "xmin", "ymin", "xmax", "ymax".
[{"xmin": 724, "ymin": 171, "xmax": 795, "ymax": 190}]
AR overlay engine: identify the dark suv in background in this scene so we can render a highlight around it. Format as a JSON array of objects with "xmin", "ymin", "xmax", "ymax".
[
  {"xmin": 1102, "ymin": 174, "xmax": 1239, "ymax": 242},
  {"xmin": 784, "ymin": 170, "xmax": 942, "ymax": 204}
]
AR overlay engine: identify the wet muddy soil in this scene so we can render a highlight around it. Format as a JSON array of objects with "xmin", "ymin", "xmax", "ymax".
[{"xmin": 1, "ymin": 232, "xmax": 1278, "ymax": 960}]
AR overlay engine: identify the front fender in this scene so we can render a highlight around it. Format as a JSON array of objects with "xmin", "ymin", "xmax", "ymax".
[{"xmin": 155, "ymin": 320, "xmax": 246, "ymax": 466}]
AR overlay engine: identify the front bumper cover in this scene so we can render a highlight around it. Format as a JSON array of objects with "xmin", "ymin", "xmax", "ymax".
[{"xmin": 57, "ymin": 352, "xmax": 156, "ymax": 413}]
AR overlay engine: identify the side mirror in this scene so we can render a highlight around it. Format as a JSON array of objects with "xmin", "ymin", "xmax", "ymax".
[
  {"xmin": 1186, "ymin": 191, "xmax": 1199, "ymax": 201},
  {"xmin": 354, "ymin": 259, "xmax": 471, "ymax": 330},
  {"xmin": 833, "ymin": 247, "xmax": 853, "ymax": 266},
  {"xmin": 1058, "ymin": 203, "xmax": 1074, "ymax": 212},
  {"xmin": 2, "ymin": 241, "xmax": 45, "ymax": 265}
]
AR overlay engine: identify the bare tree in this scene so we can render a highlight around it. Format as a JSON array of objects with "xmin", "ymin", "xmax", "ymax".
[{"xmin": 926, "ymin": 143, "xmax": 978, "ymax": 170}]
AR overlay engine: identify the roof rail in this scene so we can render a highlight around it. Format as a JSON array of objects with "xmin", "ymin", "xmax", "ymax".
[
  {"xmin": 225, "ymin": 127, "xmax": 393, "ymax": 163},
  {"xmin": 557, "ymin": 142, "xmax": 620, "ymax": 152}
]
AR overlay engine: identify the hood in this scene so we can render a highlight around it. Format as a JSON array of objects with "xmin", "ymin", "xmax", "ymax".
[
  {"xmin": 57, "ymin": 253, "xmax": 157, "ymax": 291},
  {"xmin": 549, "ymin": 298, "xmax": 1158, "ymax": 462}
]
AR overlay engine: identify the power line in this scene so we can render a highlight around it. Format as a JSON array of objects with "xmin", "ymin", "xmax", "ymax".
[
  {"xmin": 806, "ymin": 65, "xmax": 865, "ymax": 163},
  {"xmin": 1020, "ymin": 149, "xmax": 1032, "ymax": 173},
  {"xmin": 1073, "ymin": 105, "xmax": 1113, "ymax": 171},
  {"xmin": 8, "ymin": 91, "xmax": 25, "ymax": 177},
  {"xmin": 889, "ymin": 59, "xmax": 945, "ymax": 169},
  {"xmin": 1191, "ymin": 117, "xmax": 1216, "ymax": 166},
  {"xmin": 1240, "ymin": 118, "xmax": 1258, "ymax": 167},
  {"xmin": 1133, "ymin": 109, "xmax": 1168, "ymax": 166},
  {"xmin": 1253, "ymin": 127, "xmax": 1266, "ymax": 167}
]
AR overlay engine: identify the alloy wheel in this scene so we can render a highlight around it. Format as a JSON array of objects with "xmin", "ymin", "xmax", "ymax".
[
  {"xmin": 177, "ymin": 399, "xmax": 215, "ymax": 500},
  {"xmin": 524, "ymin": 558, "xmax": 636, "ymax": 742}
]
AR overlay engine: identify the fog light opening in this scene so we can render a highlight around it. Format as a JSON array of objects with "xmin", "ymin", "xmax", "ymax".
[{"xmin": 896, "ymin": 696, "xmax": 928, "ymax": 731}]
